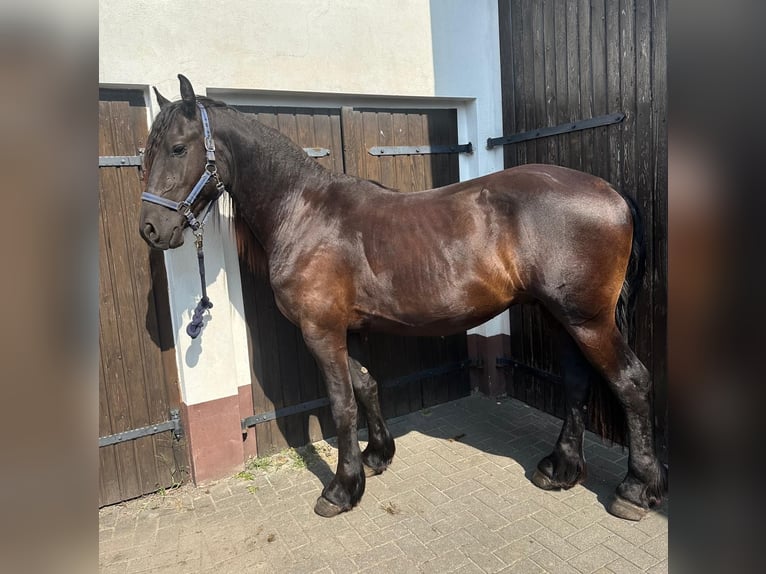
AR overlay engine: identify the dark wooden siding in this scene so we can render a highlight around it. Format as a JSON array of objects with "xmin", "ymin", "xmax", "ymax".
[
  {"xmin": 236, "ymin": 106, "xmax": 470, "ymax": 455},
  {"xmin": 99, "ymin": 90, "xmax": 189, "ymax": 505},
  {"xmin": 497, "ymin": 0, "xmax": 667, "ymax": 451}
]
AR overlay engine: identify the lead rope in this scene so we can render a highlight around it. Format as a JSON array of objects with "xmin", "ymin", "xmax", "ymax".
[
  {"xmin": 185, "ymin": 178, "xmax": 226, "ymax": 339},
  {"xmin": 186, "ymin": 230, "xmax": 213, "ymax": 338}
]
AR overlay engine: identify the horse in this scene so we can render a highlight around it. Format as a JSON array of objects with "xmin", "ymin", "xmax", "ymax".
[{"xmin": 139, "ymin": 75, "xmax": 666, "ymax": 521}]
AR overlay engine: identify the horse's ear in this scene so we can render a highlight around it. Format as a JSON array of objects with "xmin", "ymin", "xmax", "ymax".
[
  {"xmin": 178, "ymin": 74, "xmax": 196, "ymax": 116},
  {"xmin": 153, "ymin": 87, "xmax": 170, "ymax": 109}
]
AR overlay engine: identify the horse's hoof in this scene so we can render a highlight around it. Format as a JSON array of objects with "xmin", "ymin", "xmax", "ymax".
[
  {"xmin": 314, "ymin": 496, "xmax": 346, "ymax": 518},
  {"xmin": 531, "ymin": 469, "xmax": 559, "ymax": 491},
  {"xmin": 363, "ymin": 463, "xmax": 382, "ymax": 477},
  {"xmin": 608, "ymin": 495, "xmax": 649, "ymax": 521}
]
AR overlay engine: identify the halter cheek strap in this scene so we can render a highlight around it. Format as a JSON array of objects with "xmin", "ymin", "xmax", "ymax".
[{"xmin": 141, "ymin": 102, "xmax": 228, "ymax": 340}]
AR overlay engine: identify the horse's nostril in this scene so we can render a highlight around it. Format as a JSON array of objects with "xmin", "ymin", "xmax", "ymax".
[{"xmin": 142, "ymin": 222, "xmax": 158, "ymax": 241}]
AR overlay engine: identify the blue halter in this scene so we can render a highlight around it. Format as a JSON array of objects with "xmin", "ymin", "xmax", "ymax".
[{"xmin": 141, "ymin": 102, "xmax": 227, "ymax": 339}]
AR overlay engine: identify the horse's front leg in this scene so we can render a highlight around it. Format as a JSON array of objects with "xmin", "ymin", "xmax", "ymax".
[{"xmin": 301, "ymin": 323, "xmax": 365, "ymax": 517}]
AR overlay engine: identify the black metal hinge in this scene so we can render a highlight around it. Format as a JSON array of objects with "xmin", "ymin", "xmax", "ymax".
[
  {"xmin": 99, "ymin": 409, "xmax": 184, "ymax": 447},
  {"xmin": 368, "ymin": 143, "xmax": 473, "ymax": 156},
  {"xmin": 486, "ymin": 112, "xmax": 625, "ymax": 149}
]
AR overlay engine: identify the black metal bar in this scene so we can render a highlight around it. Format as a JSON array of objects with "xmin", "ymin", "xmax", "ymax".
[
  {"xmin": 496, "ymin": 357, "xmax": 563, "ymax": 385},
  {"xmin": 368, "ymin": 143, "xmax": 473, "ymax": 156},
  {"xmin": 380, "ymin": 360, "xmax": 474, "ymax": 389},
  {"xmin": 241, "ymin": 397, "xmax": 331, "ymax": 431},
  {"xmin": 99, "ymin": 409, "xmax": 183, "ymax": 447},
  {"xmin": 98, "ymin": 155, "xmax": 143, "ymax": 167},
  {"xmin": 241, "ymin": 360, "xmax": 478, "ymax": 431},
  {"xmin": 486, "ymin": 112, "xmax": 625, "ymax": 149}
]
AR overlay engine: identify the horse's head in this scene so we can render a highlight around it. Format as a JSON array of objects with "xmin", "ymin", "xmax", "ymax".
[{"xmin": 139, "ymin": 75, "xmax": 225, "ymax": 249}]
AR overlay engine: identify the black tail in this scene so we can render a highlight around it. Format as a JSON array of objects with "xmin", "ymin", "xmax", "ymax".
[
  {"xmin": 615, "ymin": 192, "xmax": 646, "ymax": 336},
  {"xmin": 588, "ymin": 192, "xmax": 645, "ymax": 446}
]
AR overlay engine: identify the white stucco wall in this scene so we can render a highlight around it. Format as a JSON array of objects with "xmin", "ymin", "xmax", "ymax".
[{"xmin": 99, "ymin": 0, "xmax": 506, "ymax": 406}]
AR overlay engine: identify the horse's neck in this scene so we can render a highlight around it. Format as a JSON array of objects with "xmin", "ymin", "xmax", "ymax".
[{"xmin": 225, "ymin": 115, "xmax": 330, "ymax": 254}]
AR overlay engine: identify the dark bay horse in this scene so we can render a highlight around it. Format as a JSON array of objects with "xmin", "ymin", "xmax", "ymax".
[{"xmin": 139, "ymin": 75, "xmax": 666, "ymax": 521}]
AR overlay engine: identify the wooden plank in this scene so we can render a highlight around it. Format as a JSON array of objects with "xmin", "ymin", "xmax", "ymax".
[
  {"xmin": 340, "ymin": 107, "xmax": 360, "ymax": 180},
  {"xmin": 498, "ymin": 0, "xmax": 517, "ymax": 169},
  {"xmin": 520, "ymin": 0, "xmax": 537, "ymax": 164},
  {"xmin": 605, "ymin": 0, "xmax": 622, "ymax": 188},
  {"xmin": 591, "ymin": 0, "xmax": 610, "ymax": 182},
  {"xmin": 565, "ymin": 0, "xmax": 582, "ymax": 170},
  {"xmin": 542, "ymin": 0, "xmax": 559, "ymax": 164},
  {"xmin": 554, "ymin": 0, "xmax": 571, "ymax": 168},
  {"xmin": 407, "ymin": 113, "xmax": 427, "ymax": 192},
  {"xmin": 531, "ymin": 0, "xmax": 547, "ymax": 162},
  {"xmin": 651, "ymin": 0, "xmax": 668, "ymax": 455},
  {"xmin": 577, "ymin": 0, "xmax": 595, "ymax": 173},
  {"xmin": 361, "ymin": 111, "xmax": 382, "ymax": 183},
  {"xmin": 392, "ymin": 112, "xmax": 414, "ymax": 191},
  {"xmin": 377, "ymin": 112, "xmax": 397, "ymax": 188},
  {"xmin": 635, "ymin": 0, "xmax": 654, "ymax": 370}
]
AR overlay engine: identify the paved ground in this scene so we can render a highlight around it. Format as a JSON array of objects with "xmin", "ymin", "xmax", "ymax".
[{"xmin": 99, "ymin": 395, "xmax": 668, "ymax": 573}]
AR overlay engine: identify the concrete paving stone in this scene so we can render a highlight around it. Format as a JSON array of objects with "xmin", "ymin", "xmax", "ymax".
[
  {"xmin": 567, "ymin": 544, "xmax": 620, "ymax": 573},
  {"xmin": 465, "ymin": 520, "xmax": 508, "ymax": 551},
  {"xmin": 99, "ymin": 562, "xmax": 128, "ymax": 574},
  {"xmin": 419, "ymin": 547, "xmax": 472, "ymax": 573},
  {"xmin": 460, "ymin": 541, "xmax": 508, "ymax": 573},
  {"xmin": 566, "ymin": 523, "xmax": 613, "ymax": 552},
  {"xmin": 529, "ymin": 547, "xmax": 581, "ymax": 574},
  {"xmin": 493, "ymin": 537, "xmax": 544, "ymax": 566},
  {"xmin": 360, "ymin": 555, "xmax": 422, "ymax": 573},
  {"xmin": 499, "ymin": 556, "xmax": 546, "ymax": 573},
  {"xmin": 466, "ymin": 502, "xmax": 511, "ymax": 533},
  {"xmin": 425, "ymin": 527, "xmax": 479, "ymax": 556},
  {"xmin": 603, "ymin": 534, "xmax": 660, "ymax": 570},
  {"xmin": 532, "ymin": 509, "xmax": 580, "ymax": 539},
  {"xmin": 442, "ymin": 478, "xmax": 485, "ymax": 501},
  {"xmin": 636, "ymin": 513, "xmax": 669, "ymax": 539},
  {"xmin": 531, "ymin": 527, "xmax": 581, "ymax": 561},
  {"xmin": 640, "ymin": 531, "xmax": 668, "ymax": 559},
  {"xmin": 646, "ymin": 558, "xmax": 668, "ymax": 574},
  {"xmin": 604, "ymin": 556, "xmax": 648, "ymax": 574},
  {"xmin": 349, "ymin": 540, "xmax": 404, "ymax": 570},
  {"xmin": 564, "ymin": 503, "xmax": 611, "ymax": 530},
  {"xmin": 125, "ymin": 549, "xmax": 182, "ymax": 573},
  {"xmin": 414, "ymin": 482, "xmax": 452, "ymax": 507},
  {"xmin": 394, "ymin": 533, "xmax": 437, "ymax": 563}
]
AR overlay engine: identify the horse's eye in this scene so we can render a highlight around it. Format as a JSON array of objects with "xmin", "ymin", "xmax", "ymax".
[{"xmin": 172, "ymin": 144, "xmax": 187, "ymax": 156}]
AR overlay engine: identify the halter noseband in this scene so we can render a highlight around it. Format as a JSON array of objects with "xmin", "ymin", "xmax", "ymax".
[{"xmin": 141, "ymin": 102, "xmax": 227, "ymax": 340}]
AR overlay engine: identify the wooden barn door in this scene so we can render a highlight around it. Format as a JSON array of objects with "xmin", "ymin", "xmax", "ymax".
[
  {"xmin": 99, "ymin": 89, "xmax": 189, "ymax": 505},
  {"xmin": 496, "ymin": 0, "xmax": 667, "ymax": 455},
  {"xmin": 235, "ymin": 105, "xmax": 470, "ymax": 455}
]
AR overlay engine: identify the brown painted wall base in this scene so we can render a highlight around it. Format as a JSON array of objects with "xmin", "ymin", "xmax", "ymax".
[
  {"xmin": 467, "ymin": 333, "xmax": 511, "ymax": 397},
  {"xmin": 181, "ymin": 395, "xmax": 246, "ymax": 484}
]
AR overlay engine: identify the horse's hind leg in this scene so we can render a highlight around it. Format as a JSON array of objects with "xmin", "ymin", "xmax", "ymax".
[
  {"xmin": 532, "ymin": 330, "xmax": 591, "ymax": 491},
  {"xmin": 348, "ymin": 357, "xmax": 396, "ymax": 476},
  {"xmin": 567, "ymin": 318, "xmax": 667, "ymax": 520}
]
